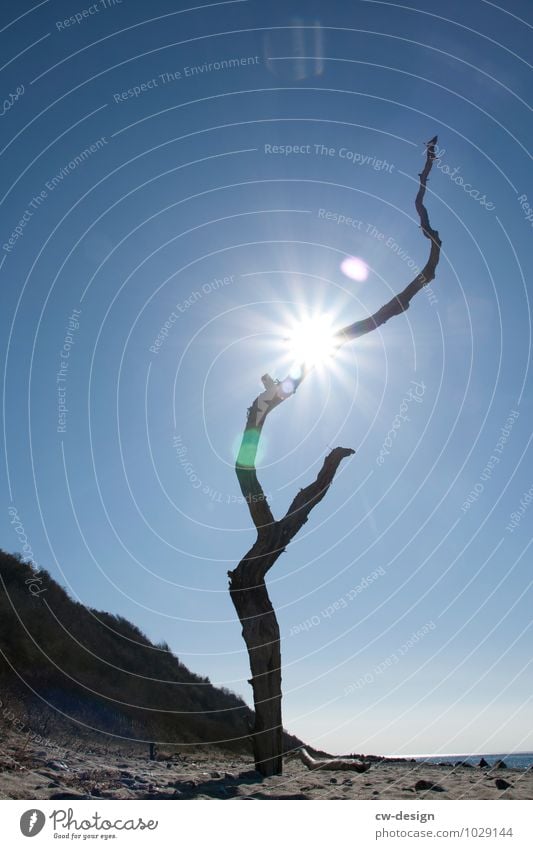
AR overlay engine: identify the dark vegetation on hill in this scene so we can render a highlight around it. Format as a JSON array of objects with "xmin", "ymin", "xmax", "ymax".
[{"xmin": 0, "ymin": 550, "xmax": 303, "ymax": 754}]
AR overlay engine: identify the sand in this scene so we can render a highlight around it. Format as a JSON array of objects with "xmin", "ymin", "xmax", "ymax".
[{"xmin": 0, "ymin": 733, "xmax": 531, "ymax": 800}]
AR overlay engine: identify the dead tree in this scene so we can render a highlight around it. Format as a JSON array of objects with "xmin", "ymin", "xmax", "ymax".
[{"xmin": 228, "ymin": 138, "xmax": 442, "ymax": 776}]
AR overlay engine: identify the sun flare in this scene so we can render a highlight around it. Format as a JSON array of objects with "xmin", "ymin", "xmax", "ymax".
[{"xmin": 285, "ymin": 313, "xmax": 338, "ymax": 371}]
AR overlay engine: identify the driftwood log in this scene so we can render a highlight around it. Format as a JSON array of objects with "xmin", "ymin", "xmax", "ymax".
[
  {"xmin": 228, "ymin": 138, "xmax": 442, "ymax": 776},
  {"xmin": 287, "ymin": 747, "xmax": 371, "ymax": 773}
]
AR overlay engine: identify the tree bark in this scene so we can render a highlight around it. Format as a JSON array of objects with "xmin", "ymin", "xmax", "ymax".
[
  {"xmin": 228, "ymin": 139, "xmax": 442, "ymax": 777},
  {"xmin": 229, "ymin": 564, "xmax": 282, "ymax": 775}
]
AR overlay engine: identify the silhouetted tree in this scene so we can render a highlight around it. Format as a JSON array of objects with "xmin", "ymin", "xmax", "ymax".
[{"xmin": 228, "ymin": 138, "xmax": 442, "ymax": 776}]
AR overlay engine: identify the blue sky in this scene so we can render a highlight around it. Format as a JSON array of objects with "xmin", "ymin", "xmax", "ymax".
[{"xmin": 1, "ymin": 0, "xmax": 532, "ymax": 756}]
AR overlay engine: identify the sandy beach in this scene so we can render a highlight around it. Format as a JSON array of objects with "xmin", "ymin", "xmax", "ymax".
[{"xmin": 1, "ymin": 733, "xmax": 531, "ymax": 801}]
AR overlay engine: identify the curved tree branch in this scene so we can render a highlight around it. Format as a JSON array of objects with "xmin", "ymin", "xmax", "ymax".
[
  {"xmin": 280, "ymin": 446, "xmax": 355, "ymax": 539},
  {"xmin": 235, "ymin": 137, "xmax": 441, "ymax": 536},
  {"xmin": 337, "ymin": 135, "xmax": 441, "ymax": 341}
]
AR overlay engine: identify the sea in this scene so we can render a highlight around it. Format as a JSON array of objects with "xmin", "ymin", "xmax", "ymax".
[{"xmin": 414, "ymin": 753, "xmax": 533, "ymax": 771}]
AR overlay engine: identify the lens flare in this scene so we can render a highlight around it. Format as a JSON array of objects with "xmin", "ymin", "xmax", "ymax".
[{"xmin": 341, "ymin": 256, "xmax": 368, "ymax": 282}]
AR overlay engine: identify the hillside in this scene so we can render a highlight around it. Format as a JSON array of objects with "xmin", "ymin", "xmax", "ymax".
[{"xmin": 0, "ymin": 549, "xmax": 302, "ymax": 754}]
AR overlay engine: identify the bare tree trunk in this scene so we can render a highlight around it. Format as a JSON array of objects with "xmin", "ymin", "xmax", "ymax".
[
  {"xmin": 229, "ymin": 139, "xmax": 442, "ymax": 777},
  {"xmin": 228, "ymin": 445, "xmax": 355, "ymax": 776},
  {"xmin": 229, "ymin": 567, "xmax": 282, "ymax": 775}
]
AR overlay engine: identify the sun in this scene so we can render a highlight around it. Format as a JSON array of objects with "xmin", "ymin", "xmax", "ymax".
[{"xmin": 285, "ymin": 313, "xmax": 338, "ymax": 372}]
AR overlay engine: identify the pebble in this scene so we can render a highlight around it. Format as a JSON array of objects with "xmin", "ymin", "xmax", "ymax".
[{"xmin": 414, "ymin": 779, "xmax": 445, "ymax": 793}]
